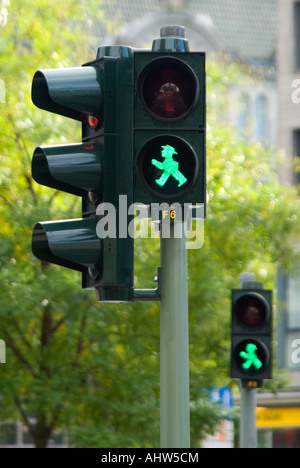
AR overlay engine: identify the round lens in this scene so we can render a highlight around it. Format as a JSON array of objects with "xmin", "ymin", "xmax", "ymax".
[
  {"xmin": 138, "ymin": 57, "xmax": 198, "ymax": 121},
  {"xmin": 234, "ymin": 339, "xmax": 269, "ymax": 376},
  {"xmin": 235, "ymin": 293, "xmax": 269, "ymax": 329},
  {"xmin": 138, "ymin": 135, "xmax": 198, "ymax": 199}
]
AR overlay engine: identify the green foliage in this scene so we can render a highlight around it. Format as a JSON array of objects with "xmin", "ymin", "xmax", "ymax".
[{"xmin": 0, "ymin": 0, "xmax": 299, "ymax": 448}]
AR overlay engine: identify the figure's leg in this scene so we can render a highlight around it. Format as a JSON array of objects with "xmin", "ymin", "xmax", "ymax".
[
  {"xmin": 173, "ymin": 170, "xmax": 187, "ymax": 187},
  {"xmin": 156, "ymin": 172, "xmax": 170, "ymax": 187}
]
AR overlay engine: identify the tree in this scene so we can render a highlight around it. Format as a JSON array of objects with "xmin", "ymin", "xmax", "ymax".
[{"xmin": 0, "ymin": 0, "xmax": 125, "ymax": 448}]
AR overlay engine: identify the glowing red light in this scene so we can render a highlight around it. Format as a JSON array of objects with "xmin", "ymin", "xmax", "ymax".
[{"xmin": 88, "ymin": 115, "xmax": 99, "ymax": 128}]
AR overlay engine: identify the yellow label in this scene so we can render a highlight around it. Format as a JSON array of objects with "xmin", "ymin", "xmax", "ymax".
[
  {"xmin": 257, "ymin": 407, "xmax": 300, "ymax": 428},
  {"xmin": 162, "ymin": 209, "xmax": 176, "ymax": 219}
]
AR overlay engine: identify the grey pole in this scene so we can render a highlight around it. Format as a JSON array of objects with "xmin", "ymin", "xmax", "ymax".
[
  {"xmin": 240, "ymin": 384, "xmax": 257, "ymax": 448},
  {"xmin": 160, "ymin": 221, "xmax": 190, "ymax": 448},
  {"xmin": 131, "ymin": 26, "xmax": 192, "ymax": 446}
]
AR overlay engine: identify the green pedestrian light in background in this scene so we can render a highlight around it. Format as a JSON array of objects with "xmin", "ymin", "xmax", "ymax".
[
  {"xmin": 231, "ymin": 289, "xmax": 272, "ymax": 384},
  {"xmin": 239, "ymin": 342, "xmax": 263, "ymax": 371}
]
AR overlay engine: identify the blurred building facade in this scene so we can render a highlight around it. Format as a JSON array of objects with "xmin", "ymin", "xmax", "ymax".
[
  {"xmin": 100, "ymin": 0, "xmax": 278, "ymax": 146},
  {"xmin": 272, "ymin": 0, "xmax": 300, "ymax": 449}
]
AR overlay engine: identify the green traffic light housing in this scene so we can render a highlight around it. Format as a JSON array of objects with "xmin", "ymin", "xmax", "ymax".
[
  {"xmin": 31, "ymin": 29, "xmax": 206, "ymax": 301},
  {"xmin": 31, "ymin": 47, "xmax": 135, "ymax": 302},
  {"xmin": 32, "ymin": 67, "xmax": 103, "ymax": 123},
  {"xmin": 231, "ymin": 289, "xmax": 272, "ymax": 382},
  {"xmin": 32, "ymin": 142, "xmax": 103, "ymax": 200},
  {"xmin": 32, "ymin": 218, "xmax": 102, "ymax": 276},
  {"xmin": 133, "ymin": 35, "xmax": 206, "ymax": 214}
]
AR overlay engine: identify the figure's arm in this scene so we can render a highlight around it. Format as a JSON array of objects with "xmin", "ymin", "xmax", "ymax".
[{"xmin": 151, "ymin": 159, "xmax": 164, "ymax": 170}]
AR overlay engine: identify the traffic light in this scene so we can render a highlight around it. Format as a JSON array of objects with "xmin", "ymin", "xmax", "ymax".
[
  {"xmin": 133, "ymin": 27, "xmax": 206, "ymax": 217},
  {"xmin": 31, "ymin": 46, "xmax": 135, "ymax": 302},
  {"xmin": 231, "ymin": 289, "xmax": 272, "ymax": 382}
]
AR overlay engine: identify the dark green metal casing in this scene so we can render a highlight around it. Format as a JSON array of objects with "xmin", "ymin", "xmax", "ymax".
[
  {"xmin": 82, "ymin": 50, "xmax": 134, "ymax": 301},
  {"xmin": 31, "ymin": 47, "xmax": 134, "ymax": 302},
  {"xmin": 133, "ymin": 51, "xmax": 206, "ymax": 214},
  {"xmin": 231, "ymin": 289, "xmax": 273, "ymax": 382},
  {"xmin": 32, "ymin": 66, "xmax": 103, "ymax": 122},
  {"xmin": 31, "ymin": 31, "xmax": 206, "ymax": 300}
]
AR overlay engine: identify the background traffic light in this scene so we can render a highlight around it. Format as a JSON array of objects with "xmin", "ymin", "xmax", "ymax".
[
  {"xmin": 31, "ymin": 46, "xmax": 135, "ymax": 302},
  {"xmin": 133, "ymin": 29, "xmax": 206, "ymax": 216},
  {"xmin": 231, "ymin": 289, "xmax": 272, "ymax": 382}
]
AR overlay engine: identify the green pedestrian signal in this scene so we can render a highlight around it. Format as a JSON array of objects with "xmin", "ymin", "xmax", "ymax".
[
  {"xmin": 133, "ymin": 26, "xmax": 206, "ymax": 215},
  {"xmin": 234, "ymin": 338, "xmax": 269, "ymax": 377},
  {"xmin": 137, "ymin": 135, "xmax": 198, "ymax": 200},
  {"xmin": 151, "ymin": 145, "xmax": 187, "ymax": 188},
  {"xmin": 239, "ymin": 343, "xmax": 263, "ymax": 371},
  {"xmin": 231, "ymin": 289, "xmax": 272, "ymax": 383}
]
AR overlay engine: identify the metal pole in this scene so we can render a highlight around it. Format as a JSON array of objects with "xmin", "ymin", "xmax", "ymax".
[
  {"xmin": 240, "ymin": 384, "xmax": 257, "ymax": 448},
  {"xmin": 160, "ymin": 221, "xmax": 190, "ymax": 448}
]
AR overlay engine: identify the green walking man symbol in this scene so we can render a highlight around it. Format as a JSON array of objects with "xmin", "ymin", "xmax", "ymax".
[
  {"xmin": 239, "ymin": 343, "xmax": 263, "ymax": 371},
  {"xmin": 151, "ymin": 145, "xmax": 187, "ymax": 188}
]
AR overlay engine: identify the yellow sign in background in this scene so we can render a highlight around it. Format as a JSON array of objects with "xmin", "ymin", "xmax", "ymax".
[{"xmin": 257, "ymin": 407, "xmax": 300, "ymax": 428}]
